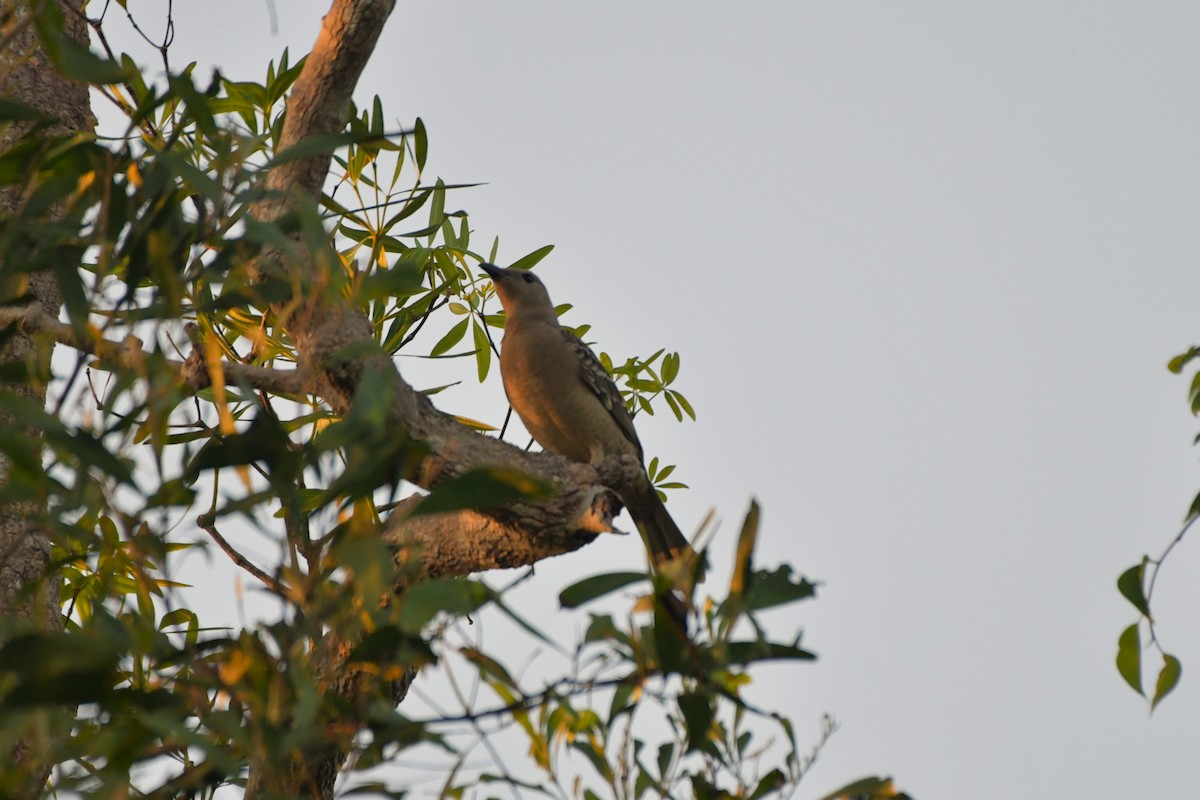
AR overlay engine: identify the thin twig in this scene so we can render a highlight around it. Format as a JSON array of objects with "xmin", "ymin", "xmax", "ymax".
[
  {"xmin": 196, "ymin": 513, "xmax": 284, "ymax": 593},
  {"xmin": 1144, "ymin": 513, "xmax": 1199, "ymax": 648}
]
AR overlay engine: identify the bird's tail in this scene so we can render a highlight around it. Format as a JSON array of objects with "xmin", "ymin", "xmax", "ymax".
[
  {"xmin": 629, "ymin": 488, "xmax": 702, "ymax": 630},
  {"xmin": 638, "ymin": 490, "xmax": 690, "ymax": 564},
  {"xmin": 630, "ymin": 488, "xmax": 701, "ymax": 581}
]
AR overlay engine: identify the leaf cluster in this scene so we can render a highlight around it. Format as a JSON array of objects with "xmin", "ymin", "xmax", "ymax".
[{"xmin": 1111, "ymin": 349, "xmax": 1200, "ymax": 711}]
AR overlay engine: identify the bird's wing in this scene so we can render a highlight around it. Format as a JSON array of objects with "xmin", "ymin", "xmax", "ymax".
[{"xmin": 561, "ymin": 328, "xmax": 644, "ymax": 460}]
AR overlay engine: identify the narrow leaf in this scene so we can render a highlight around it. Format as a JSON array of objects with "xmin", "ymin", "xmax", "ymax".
[
  {"xmin": 509, "ymin": 244, "xmax": 554, "ymax": 272},
  {"xmin": 414, "ymin": 117, "xmax": 428, "ymax": 171},
  {"xmin": 1116, "ymin": 623, "xmax": 1143, "ymax": 696},
  {"xmin": 1151, "ymin": 654, "xmax": 1182, "ymax": 712},
  {"xmin": 472, "ymin": 320, "xmax": 491, "ymax": 382},
  {"xmin": 559, "ymin": 572, "xmax": 647, "ymax": 609},
  {"xmin": 430, "ymin": 318, "xmax": 469, "ymax": 357}
]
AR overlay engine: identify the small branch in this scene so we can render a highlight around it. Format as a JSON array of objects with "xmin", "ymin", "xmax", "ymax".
[
  {"xmin": 420, "ymin": 675, "xmax": 630, "ymax": 728},
  {"xmin": 1143, "ymin": 513, "xmax": 1199, "ymax": 649},
  {"xmin": 196, "ymin": 513, "xmax": 284, "ymax": 594},
  {"xmin": 0, "ymin": 305, "xmax": 312, "ymax": 397}
]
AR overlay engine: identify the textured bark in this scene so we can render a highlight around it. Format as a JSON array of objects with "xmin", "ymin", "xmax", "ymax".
[
  {"xmin": 388, "ymin": 456, "xmax": 640, "ymax": 579},
  {"xmin": 238, "ymin": 2, "xmax": 393, "ymax": 798},
  {"xmin": 0, "ymin": 1, "xmax": 95, "ymax": 796}
]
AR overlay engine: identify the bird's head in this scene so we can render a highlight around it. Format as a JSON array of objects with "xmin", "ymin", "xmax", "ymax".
[{"xmin": 480, "ymin": 263, "xmax": 556, "ymax": 320}]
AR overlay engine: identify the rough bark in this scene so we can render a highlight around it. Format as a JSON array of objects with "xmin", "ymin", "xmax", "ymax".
[{"xmin": 0, "ymin": 1, "xmax": 95, "ymax": 795}]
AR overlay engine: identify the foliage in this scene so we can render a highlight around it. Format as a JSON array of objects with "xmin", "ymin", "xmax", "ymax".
[
  {"xmin": 0, "ymin": 8, "xmax": 876, "ymax": 800},
  {"xmin": 1113, "ymin": 347, "xmax": 1200, "ymax": 711}
]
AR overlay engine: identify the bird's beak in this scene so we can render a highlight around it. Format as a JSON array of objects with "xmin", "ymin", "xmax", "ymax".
[{"xmin": 480, "ymin": 263, "xmax": 504, "ymax": 281}]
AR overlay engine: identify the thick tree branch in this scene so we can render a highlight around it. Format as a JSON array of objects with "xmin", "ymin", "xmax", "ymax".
[
  {"xmin": 262, "ymin": 0, "xmax": 395, "ymax": 212},
  {"xmin": 386, "ymin": 457, "xmax": 644, "ymax": 579},
  {"xmin": 0, "ymin": 305, "xmax": 314, "ymax": 396}
]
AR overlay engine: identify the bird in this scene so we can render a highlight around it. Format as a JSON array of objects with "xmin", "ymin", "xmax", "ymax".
[{"xmin": 479, "ymin": 262, "xmax": 697, "ymax": 578}]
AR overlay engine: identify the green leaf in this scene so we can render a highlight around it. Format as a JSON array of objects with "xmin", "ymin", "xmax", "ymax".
[
  {"xmin": 427, "ymin": 178, "xmax": 446, "ymax": 243},
  {"xmin": 472, "ymin": 320, "xmax": 491, "ymax": 382},
  {"xmin": 656, "ymin": 741, "xmax": 675, "ymax": 779},
  {"xmin": 724, "ymin": 639, "xmax": 817, "ymax": 666},
  {"xmin": 559, "ymin": 572, "xmax": 647, "ymax": 609},
  {"xmin": 1168, "ymin": 346, "xmax": 1200, "ymax": 374},
  {"xmin": 677, "ymin": 692, "xmax": 714, "ymax": 753},
  {"xmin": 0, "ymin": 625, "xmax": 124, "ymax": 706},
  {"xmin": 584, "ymin": 614, "xmax": 632, "ymax": 649},
  {"xmin": 1151, "ymin": 654, "xmax": 1182, "ymax": 712},
  {"xmin": 816, "ymin": 777, "xmax": 902, "ymax": 800},
  {"xmin": 413, "ymin": 117, "xmax": 428, "ymax": 171},
  {"xmin": 653, "ymin": 595, "xmax": 689, "ymax": 674},
  {"xmin": 359, "ymin": 260, "xmax": 424, "ymax": 302},
  {"xmin": 430, "ymin": 318, "xmax": 469, "ymax": 357},
  {"xmin": 47, "ymin": 428, "xmax": 135, "ymax": 486},
  {"xmin": 1116, "ymin": 623, "xmax": 1143, "ymax": 696},
  {"xmin": 508, "ymin": 244, "xmax": 554, "ymax": 272},
  {"xmin": 664, "ymin": 391, "xmax": 683, "ymax": 421},
  {"xmin": 265, "ymin": 130, "xmax": 382, "ymax": 168},
  {"xmin": 488, "ymin": 593, "xmax": 556, "ymax": 647},
  {"xmin": 671, "ymin": 390, "xmax": 696, "ymax": 421},
  {"xmin": 570, "ymin": 739, "xmax": 614, "ymax": 782},
  {"xmin": 461, "ymin": 647, "xmax": 519, "ymax": 690},
  {"xmin": 1187, "ymin": 489, "xmax": 1200, "ymax": 523},
  {"xmin": 184, "ymin": 413, "xmax": 294, "ymax": 483},
  {"xmin": 49, "ymin": 37, "xmax": 132, "ymax": 84},
  {"xmin": 608, "ymin": 680, "xmax": 637, "ymax": 722},
  {"xmin": 144, "ymin": 474, "xmax": 198, "ymax": 506},
  {"xmin": 412, "ymin": 467, "xmax": 552, "ymax": 516},
  {"xmin": 398, "ymin": 579, "xmax": 489, "ymax": 632},
  {"xmin": 1116, "ymin": 562, "xmax": 1149, "ymax": 617},
  {"xmin": 746, "ymin": 565, "xmax": 818, "ymax": 612},
  {"xmin": 155, "ymin": 148, "xmax": 224, "ymax": 203},
  {"xmin": 730, "ymin": 499, "xmax": 760, "ymax": 603},
  {"xmin": 661, "ymin": 352, "xmax": 680, "ymax": 385},
  {"xmin": 346, "ymin": 626, "xmax": 433, "ymax": 667},
  {"xmin": 749, "ymin": 769, "xmax": 788, "ymax": 800},
  {"xmin": 158, "ymin": 608, "xmax": 198, "ymax": 634},
  {"xmin": 383, "ymin": 188, "xmax": 432, "ymax": 229}
]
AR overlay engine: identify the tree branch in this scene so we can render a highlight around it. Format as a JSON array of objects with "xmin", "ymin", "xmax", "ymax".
[
  {"xmin": 196, "ymin": 513, "xmax": 285, "ymax": 594},
  {"xmin": 0, "ymin": 305, "xmax": 313, "ymax": 396}
]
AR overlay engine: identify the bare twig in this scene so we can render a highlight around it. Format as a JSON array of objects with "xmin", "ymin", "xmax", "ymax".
[
  {"xmin": 196, "ymin": 513, "xmax": 284, "ymax": 594},
  {"xmin": 1143, "ymin": 513, "xmax": 1199, "ymax": 649}
]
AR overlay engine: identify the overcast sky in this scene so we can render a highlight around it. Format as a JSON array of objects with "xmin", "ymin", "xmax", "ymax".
[{"xmin": 103, "ymin": 2, "xmax": 1200, "ymax": 797}]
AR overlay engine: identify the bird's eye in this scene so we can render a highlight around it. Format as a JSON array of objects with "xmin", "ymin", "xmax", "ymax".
[{"xmin": 522, "ymin": 273, "xmax": 535, "ymax": 283}]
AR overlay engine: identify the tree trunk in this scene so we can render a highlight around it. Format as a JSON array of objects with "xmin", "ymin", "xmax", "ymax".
[{"xmin": 0, "ymin": 1, "xmax": 95, "ymax": 795}]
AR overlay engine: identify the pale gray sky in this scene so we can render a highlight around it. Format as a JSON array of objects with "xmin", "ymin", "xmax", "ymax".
[{"xmin": 106, "ymin": 2, "xmax": 1200, "ymax": 797}]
